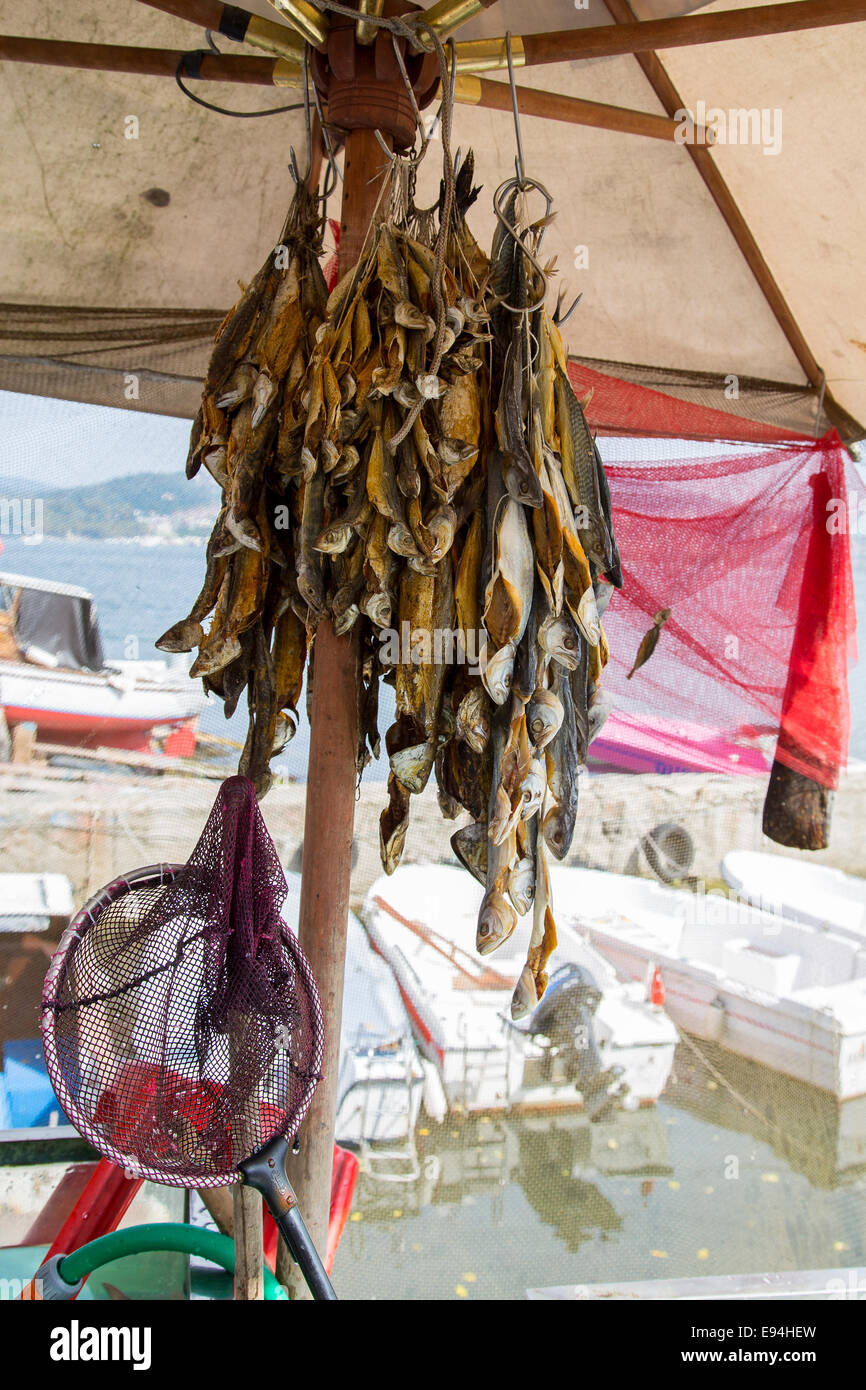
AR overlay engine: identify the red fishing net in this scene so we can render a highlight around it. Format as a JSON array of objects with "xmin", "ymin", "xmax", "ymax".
[
  {"xmin": 570, "ymin": 360, "xmax": 859, "ymax": 846},
  {"xmin": 41, "ymin": 777, "xmax": 324, "ymax": 1187}
]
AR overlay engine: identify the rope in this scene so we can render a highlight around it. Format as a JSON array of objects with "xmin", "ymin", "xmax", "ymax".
[
  {"xmin": 671, "ymin": 1026, "xmax": 816, "ymax": 1164},
  {"xmin": 386, "ymin": 25, "xmax": 456, "ymax": 451}
]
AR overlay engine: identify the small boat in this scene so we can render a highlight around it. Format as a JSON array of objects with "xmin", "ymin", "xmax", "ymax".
[
  {"xmin": 362, "ymin": 865, "xmax": 678, "ymax": 1116},
  {"xmin": 549, "ymin": 865, "xmax": 866, "ymax": 1100},
  {"xmin": 666, "ymin": 1039, "xmax": 866, "ymax": 1189},
  {"xmin": 0, "ymin": 571, "xmax": 205, "ymax": 755},
  {"xmin": 281, "ymin": 871, "xmax": 426, "ymax": 1155},
  {"xmin": 722, "ymin": 850, "xmax": 866, "ymax": 939}
]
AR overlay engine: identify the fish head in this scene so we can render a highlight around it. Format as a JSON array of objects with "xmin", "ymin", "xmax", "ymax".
[
  {"xmin": 476, "ymin": 889, "xmax": 517, "ymax": 956},
  {"xmin": 519, "ymin": 758, "xmax": 546, "ymax": 819},
  {"xmin": 510, "ymin": 963, "xmax": 538, "ymax": 1020},
  {"xmin": 480, "ymin": 640, "xmax": 515, "ymax": 705},
  {"xmin": 502, "ymin": 459, "xmax": 543, "ymax": 509},
  {"xmin": 389, "ymin": 741, "xmax": 436, "ymax": 795},
  {"xmin": 540, "ymin": 614, "xmax": 581, "ymax": 669},
  {"xmin": 508, "ymin": 856, "xmax": 536, "ymax": 915},
  {"xmin": 527, "ymin": 689, "xmax": 564, "ymax": 749},
  {"xmin": 361, "ymin": 590, "xmax": 392, "ymax": 629},
  {"xmin": 456, "ymin": 686, "xmax": 490, "ymax": 754},
  {"xmin": 542, "ymin": 803, "xmax": 571, "ymax": 861},
  {"xmin": 451, "ymin": 822, "xmax": 488, "ymax": 885}
]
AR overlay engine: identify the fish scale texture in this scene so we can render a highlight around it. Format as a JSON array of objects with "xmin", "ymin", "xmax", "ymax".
[{"xmin": 42, "ymin": 776, "xmax": 324, "ymax": 1186}]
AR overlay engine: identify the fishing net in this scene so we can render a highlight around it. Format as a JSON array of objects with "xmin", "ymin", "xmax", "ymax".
[
  {"xmin": 579, "ymin": 394, "xmax": 860, "ymax": 849},
  {"xmin": 41, "ymin": 776, "xmax": 324, "ymax": 1187}
]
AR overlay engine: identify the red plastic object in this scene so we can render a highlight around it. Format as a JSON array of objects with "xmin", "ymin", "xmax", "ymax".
[
  {"xmin": 39, "ymin": 1158, "xmax": 143, "ymax": 1275},
  {"xmin": 262, "ymin": 1143, "xmax": 358, "ymax": 1277},
  {"xmin": 326, "ymin": 1143, "xmax": 359, "ymax": 1276},
  {"xmin": 649, "ymin": 966, "xmax": 666, "ymax": 1008}
]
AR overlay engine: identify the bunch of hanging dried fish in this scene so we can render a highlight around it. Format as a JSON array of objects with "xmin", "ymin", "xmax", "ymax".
[
  {"xmin": 443, "ymin": 181, "xmax": 623, "ymax": 1020},
  {"xmin": 158, "ymin": 153, "xmax": 623, "ymax": 1023},
  {"xmin": 156, "ymin": 180, "xmax": 328, "ymax": 794}
]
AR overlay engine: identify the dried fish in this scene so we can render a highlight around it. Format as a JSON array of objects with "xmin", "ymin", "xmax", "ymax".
[{"xmin": 164, "ymin": 146, "xmax": 622, "ymax": 997}]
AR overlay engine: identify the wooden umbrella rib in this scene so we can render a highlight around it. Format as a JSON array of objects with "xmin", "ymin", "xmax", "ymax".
[
  {"xmin": 601, "ymin": 0, "xmax": 848, "ymax": 432},
  {"xmin": 0, "ymin": 36, "xmax": 695, "ymax": 143},
  {"xmin": 458, "ymin": 74, "xmax": 688, "ymax": 143},
  {"xmin": 487, "ymin": 0, "xmax": 866, "ymax": 71},
  {"xmin": 0, "ymin": 34, "xmax": 285, "ymax": 83}
]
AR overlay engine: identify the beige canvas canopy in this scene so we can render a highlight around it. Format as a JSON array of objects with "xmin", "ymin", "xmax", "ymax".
[{"xmin": 1, "ymin": 0, "xmax": 864, "ymax": 439}]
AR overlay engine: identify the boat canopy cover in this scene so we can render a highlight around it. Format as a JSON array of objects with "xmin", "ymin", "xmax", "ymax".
[{"xmin": 14, "ymin": 584, "xmax": 105, "ymax": 672}]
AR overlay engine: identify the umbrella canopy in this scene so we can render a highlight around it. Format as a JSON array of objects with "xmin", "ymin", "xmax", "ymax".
[{"xmin": 0, "ymin": 0, "xmax": 864, "ymax": 437}]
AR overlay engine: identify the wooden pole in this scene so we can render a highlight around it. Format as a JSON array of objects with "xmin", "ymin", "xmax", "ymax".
[
  {"xmin": 455, "ymin": 74, "xmax": 691, "ymax": 144},
  {"xmin": 278, "ymin": 126, "xmax": 389, "ymax": 1300},
  {"xmin": 479, "ymin": 0, "xmax": 866, "ymax": 70},
  {"xmin": 0, "ymin": 36, "xmax": 695, "ymax": 144}
]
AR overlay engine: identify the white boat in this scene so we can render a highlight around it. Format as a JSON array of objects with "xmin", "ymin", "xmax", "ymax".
[
  {"xmin": 362, "ymin": 865, "xmax": 678, "ymax": 1116},
  {"xmin": 0, "ymin": 872, "xmax": 74, "ymax": 932},
  {"xmin": 0, "ymin": 572, "xmax": 205, "ymax": 754},
  {"xmin": 549, "ymin": 865, "xmax": 866, "ymax": 1100},
  {"xmin": 281, "ymin": 871, "xmax": 426, "ymax": 1157},
  {"xmin": 722, "ymin": 850, "xmax": 866, "ymax": 940}
]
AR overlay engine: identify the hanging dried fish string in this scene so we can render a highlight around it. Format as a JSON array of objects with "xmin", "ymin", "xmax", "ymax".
[
  {"xmin": 463, "ymin": 36, "xmax": 624, "ymax": 1020},
  {"xmin": 159, "ymin": 29, "xmax": 622, "ymax": 1017},
  {"xmin": 157, "ymin": 171, "xmax": 328, "ymax": 796}
]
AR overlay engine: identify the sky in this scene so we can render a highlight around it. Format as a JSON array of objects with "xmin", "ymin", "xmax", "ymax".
[{"xmin": 0, "ymin": 390, "xmax": 191, "ymax": 490}]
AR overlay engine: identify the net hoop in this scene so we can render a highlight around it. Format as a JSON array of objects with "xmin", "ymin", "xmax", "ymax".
[{"xmin": 41, "ymin": 862, "xmax": 325, "ymax": 1188}]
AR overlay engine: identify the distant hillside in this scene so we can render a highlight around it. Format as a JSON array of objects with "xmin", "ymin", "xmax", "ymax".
[
  {"xmin": 39, "ymin": 471, "xmax": 220, "ymax": 539},
  {"xmin": 0, "ymin": 474, "xmax": 53, "ymax": 496}
]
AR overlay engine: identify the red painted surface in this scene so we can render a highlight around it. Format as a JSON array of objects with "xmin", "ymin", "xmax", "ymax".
[
  {"xmin": 163, "ymin": 723, "xmax": 197, "ymax": 757},
  {"xmin": 25, "ymin": 1156, "xmax": 143, "ymax": 1295},
  {"xmin": 262, "ymin": 1143, "xmax": 359, "ymax": 1278},
  {"xmin": 3, "ymin": 707, "xmax": 197, "ymax": 753}
]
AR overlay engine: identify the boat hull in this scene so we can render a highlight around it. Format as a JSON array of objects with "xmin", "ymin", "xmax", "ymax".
[
  {"xmin": 550, "ymin": 866, "xmax": 866, "ymax": 1101},
  {"xmin": 587, "ymin": 931, "xmax": 866, "ymax": 1099},
  {"xmin": 0, "ymin": 660, "xmax": 204, "ymax": 752}
]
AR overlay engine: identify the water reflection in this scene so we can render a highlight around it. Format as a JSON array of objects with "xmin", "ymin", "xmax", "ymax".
[
  {"xmin": 351, "ymin": 1107, "xmax": 672, "ymax": 1247},
  {"xmin": 665, "ymin": 1041, "xmax": 866, "ymax": 1190},
  {"xmin": 336, "ymin": 1046, "xmax": 866, "ymax": 1298}
]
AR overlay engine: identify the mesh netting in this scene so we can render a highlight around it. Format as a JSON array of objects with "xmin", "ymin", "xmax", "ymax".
[
  {"xmin": 586, "ymin": 427, "xmax": 859, "ymax": 805},
  {"xmin": 41, "ymin": 776, "xmax": 324, "ymax": 1187},
  {"xmin": 3, "ymin": 301, "xmax": 862, "ymax": 442},
  {"xmin": 569, "ymin": 355, "xmax": 863, "ymax": 445}
]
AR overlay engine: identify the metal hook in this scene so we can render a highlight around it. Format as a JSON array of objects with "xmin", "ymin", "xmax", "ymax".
[
  {"xmin": 311, "ymin": 76, "xmax": 341, "ymax": 201},
  {"xmin": 288, "ymin": 45, "xmax": 313, "ymax": 186},
  {"xmin": 371, "ymin": 128, "xmax": 398, "ymax": 176},
  {"xmin": 505, "ymin": 32, "xmax": 527, "ymax": 191},
  {"xmin": 391, "ymin": 31, "xmax": 427, "ymax": 165},
  {"xmin": 492, "ymin": 175, "xmax": 554, "ymax": 316},
  {"xmin": 554, "ymin": 286, "xmax": 582, "ymax": 327}
]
